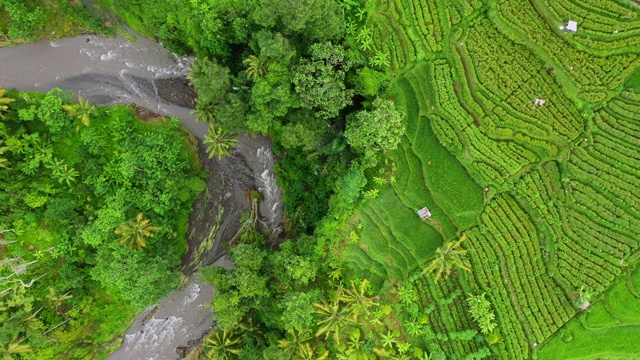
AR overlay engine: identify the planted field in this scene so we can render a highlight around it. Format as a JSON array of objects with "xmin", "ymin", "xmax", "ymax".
[
  {"xmin": 413, "ymin": 276, "xmax": 488, "ymax": 358},
  {"xmin": 538, "ymin": 266, "xmax": 640, "ymax": 359},
  {"xmin": 465, "ymin": 195, "xmax": 576, "ymax": 358},
  {"xmin": 540, "ymin": 0, "xmax": 640, "ymax": 52},
  {"xmin": 346, "ymin": 0, "xmax": 640, "ymax": 358}
]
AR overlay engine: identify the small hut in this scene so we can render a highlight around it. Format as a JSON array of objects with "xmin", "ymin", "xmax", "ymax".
[
  {"xmin": 418, "ymin": 207, "xmax": 432, "ymax": 220},
  {"xmin": 566, "ymin": 20, "xmax": 578, "ymax": 32}
]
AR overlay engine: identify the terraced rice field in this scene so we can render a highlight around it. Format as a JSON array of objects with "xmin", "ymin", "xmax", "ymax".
[{"xmin": 345, "ymin": 0, "xmax": 640, "ymax": 358}]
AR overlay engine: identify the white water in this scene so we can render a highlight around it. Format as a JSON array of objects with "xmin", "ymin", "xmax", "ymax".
[
  {"xmin": 256, "ymin": 147, "xmax": 284, "ymax": 238},
  {"xmin": 0, "ymin": 32, "xmax": 207, "ymax": 139},
  {"xmin": 111, "ymin": 280, "xmax": 212, "ymax": 360}
]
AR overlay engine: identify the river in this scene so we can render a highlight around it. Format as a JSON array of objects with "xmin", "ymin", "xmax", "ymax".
[{"xmin": 0, "ymin": 31, "xmax": 282, "ymax": 359}]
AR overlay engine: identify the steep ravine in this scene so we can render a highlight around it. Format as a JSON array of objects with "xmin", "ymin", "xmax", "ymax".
[{"xmin": 0, "ymin": 31, "xmax": 283, "ymax": 359}]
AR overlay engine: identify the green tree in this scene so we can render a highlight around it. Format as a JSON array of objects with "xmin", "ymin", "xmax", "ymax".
[
  {"xmin": 61, "ymin": 94, "xmax": 95, "ymax": 127},
  {"xmin": 278, "ymin": 329, "xmax": 313, "ymax": 359},
  {"xmin": 251, "ymin": 0, "xmax": 344, "ymax": 41},
  {"xmin": 188, "ymin": 57, "xmax": 232, "ymax": 105},
  {"xmin": 243, "ymin": 54, "xmax": 268, "ymax": 80},
  {"xmin": 313, "ymin": 289, "xmax": 354, "ymax": 344},
  {"xmin": 204, "ymin": 330, "xmax": 241, "ymax": 360},
  {"xmin": 199, "ymin": 244, "xmax": 270, "ymax": 330},
  {"xmin": 0, "ymin": 337, "xmax": 31, "ymax": 359},
  {"xmin": 281, "ymin": 291, "xmax": 321, "ymax": 332},
  {"xmin": 345, "ymin": 98, "xmax": 405, "ymax": 162},
  {"xmin": 421, "ymin": 234, "xmax": 471, "ymax": 282},
  {"xmin": 292, "ymin": 42, "xmax": 353, "ymax": 119},
  {"xmin": 114, "ymin": 213, "xmax": 160, "ymax": 250},
  {"xmin": 203, "ymin": 125, "xmax": 238, "ymax": 160},
  {"xmin": 339, "ymin": 279, "xmax": 379, "ymax": 320}
]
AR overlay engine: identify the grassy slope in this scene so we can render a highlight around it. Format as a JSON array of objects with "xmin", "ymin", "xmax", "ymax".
[
  {"xmin": 539, "ymin": 266, "xmax": 640, "ymax": 360},
  {"xmin": 345, "ymin": 75, "xmax": 484, "ymax": 285}
]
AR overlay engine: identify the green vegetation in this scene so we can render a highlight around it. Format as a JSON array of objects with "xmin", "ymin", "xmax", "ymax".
[
  {"xmin": 0, "ymin": 0, "xmax": 114, "ymax": 46},
  {"xmin": 2, "ymin": 0, "xmax": 640, "ymax": 358},
  {"xmin": 0, "ymin": 87, "xmax": 203, "ymax": 358},
  {"xmin": 539, "ymin": 266, "xmax": 640, "ymax": 359}
]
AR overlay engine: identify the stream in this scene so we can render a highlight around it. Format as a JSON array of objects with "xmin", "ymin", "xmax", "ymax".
[{"xmin": 0, "ymin": 31, "xmax": 283, "ymax": 359}]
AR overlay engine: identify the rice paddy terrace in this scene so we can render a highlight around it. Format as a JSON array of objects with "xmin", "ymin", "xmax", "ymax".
[{"xmin": 344, "ymin": 0, "xmax": 640, "ymax": 358}]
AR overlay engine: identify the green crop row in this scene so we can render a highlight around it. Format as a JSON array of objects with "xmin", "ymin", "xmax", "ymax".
[
  {"xmin": 466, "ymin": 228, "xmax": 530, "ymax": 358},
  {"xmin": 414, "ymin": 276, "xmax": 485, "ymax": 357},
  {"xmin": 431, "ymin": 61, "xmax": 474, "ymax": 129},
  {"xmin": 483, "ymin": 197, "xmax": 574, "ymax": 341},
  {"xmin": 466, "ymin": 195, "xmax": 577, "ymax": 358},
  {"xmin": 401, "ymin": 0, "xmax": 443, "ymax": 52},
  {"xmin": 544, "ymin": 0, "xmax": 640, "ymax": 32},
  {"xmin": 569, "ymin": 150, "xmax": 640, "ymax": 219},
  {"xmin": 430, "ymin": 60, "xmax": 539, "ymax": 185},
  {"xmin": 596, "ymin": 113, "xmax": 640, "ymax": 147},
  {"xmin": 607, "ymin": 99, "xmax": 640, "ymax": 120},
  {"xmin": 466, "ymin": 126, "xmax": 535, "ymax": 179},
  {"xmin": 495, "ymin": 0, "xmax": 640, "ymax": 89},
  {"xmin": 429, "ymin": 114, "xmax": 464, "ymax": 154},
  {"xmin": 463, "ymin": 18, "xmax": 582, "ymax": 140},
  {"xmin": 621, "ymin": 90, "xmax": 640, "ymax": 102}
]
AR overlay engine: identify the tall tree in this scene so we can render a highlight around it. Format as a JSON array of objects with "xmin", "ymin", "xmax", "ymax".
[
  {"xmin": 192, "ymin": 98, "xmax": 216, "ymax": 123},
  {"xmin": 313, "ymin": 289, "xmax": 354, "ymax": 344},
  {"xmin": 345, "ymin": 98, "xmax": 405, "ymax": 162},
  {"xmin": 421, "ymin": 234, "xmax": 471, "ymax": 282},
  {"xmin": 243, "ymin": 54, "xmax": 269, "ymax": 80},
  {"xmin": 339, "ymin": 279, "xmax": 379, "ymax": 321},
  {"xmin": 114, "ymin": 213, "xmax": 160, "ymax": 250},
  {"xmin": 466, "ymin": 293, "xmax": 497, "ymax": 334},
  {"xmin": 292, "ymin": 42, "xmax": 353, "ymax": 119},
  {"xmin": 278, "ymin": 329, "xmax": 314, "ymax": 360},
  {"xmin": 0, "ymin": 337, "xmax": 31, "ymax": 359},
  {"xmin": 203, "ymin": 125, "xmax": 238, "ymax": 160},
  {"xmin": 204, "ymin": 330, "xmax": 241, "ymax": 360}
]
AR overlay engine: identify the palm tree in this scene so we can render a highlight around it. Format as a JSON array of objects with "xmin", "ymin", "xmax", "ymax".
[
  {"xmin": 115, "ymin": 213, "xmax": 160, "ymax": 250},
  {"xmin": 204, "ymin": 330, "xmax": 241, "ymax": 360},
  {"xmin": 192, "ymin": 98, "xmax": 216, "ymax": 122},
  {"xmin": 421, "ymin": 234, "xmax": 471, "ymax": 282},
  {"xmin": 339, "ymin": 279, "xmax": 379, "ymax": 321},
  {"xmin": 313, "ymin": 289, "xmax": 354, "ymax": 344},
  {"xmin": 380, "ymin": 330, "xmax": 397, "ymax": 349},
  {"xmin": 0, "ymin": 337, "xmax": 31, "ymax": 359},
  {"xmin": 62, "ymin": 94, "xmax": 94, "ymax": 126},
  {"xmin": 345, "ymin": 330, "xmax": 371, "ymax": 360},
  {"xmin": 47, "ymin": 287, "xmax": 72, "ymax": 312},
  {"xmin": 52, "ymin": 165, "xmax": 79, "ymax": 187},
  {"xmin": 203, "ymin": 125, "xmax": 238, "ymax": 160},
  {"xmin": 187, "ymin": 57, "xmax": 211, "ymax": 86},
  {"xmin": 0, "ymin": 86, "xmax": 14, "ymax": 118},
  {"xmin": 242, "ymin": 55, "xmax": 268, "ymax": 80},
  {"xmin": 278, "ymin": 329, "xmax": 313, "ymax": 359}
]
